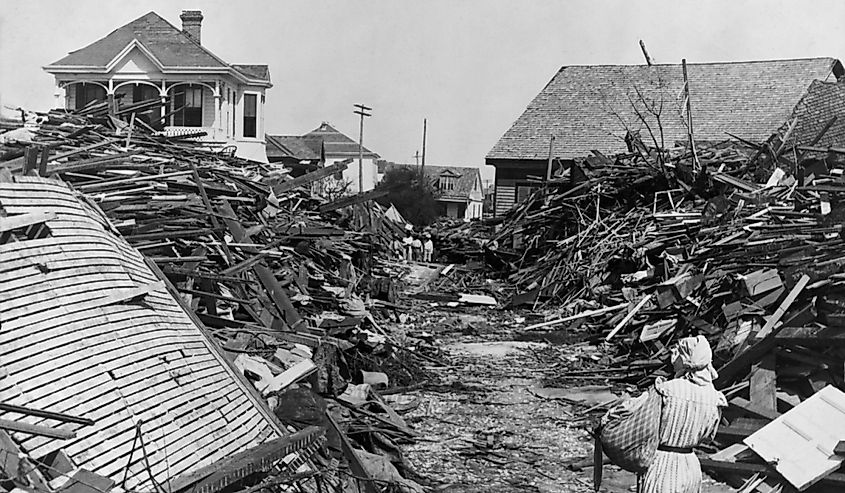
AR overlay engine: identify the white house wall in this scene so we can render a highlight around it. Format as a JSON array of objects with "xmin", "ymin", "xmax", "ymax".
[{"xmin": 335, "ymin": 158, "xmax": 378, "ymax": 193}]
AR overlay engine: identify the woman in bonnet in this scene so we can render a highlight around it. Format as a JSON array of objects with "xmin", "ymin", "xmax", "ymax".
[{"xmin": 641, "ymin": 335, "xmax": 727, "ymax": 493}]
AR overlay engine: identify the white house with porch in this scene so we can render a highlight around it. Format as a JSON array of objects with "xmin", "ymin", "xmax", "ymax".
[{"xmin": 43, "ymin": 10, "xmax": 271, "ymax": 162}]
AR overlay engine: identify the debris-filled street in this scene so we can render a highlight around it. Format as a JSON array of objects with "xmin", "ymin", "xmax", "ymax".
[{"xmin": 9, "ymin": 3, "xmax": 845, "ymax": 493}]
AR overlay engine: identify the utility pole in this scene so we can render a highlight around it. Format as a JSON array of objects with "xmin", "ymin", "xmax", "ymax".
[
  {"xmin": 420, "ymin": 118, "xmax": 427, "ymax": 178},
  {"xmin": 353, "ymin": 104, "xmax": 372, "ymax": 193}
]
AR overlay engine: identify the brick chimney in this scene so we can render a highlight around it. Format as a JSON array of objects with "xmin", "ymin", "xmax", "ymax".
[{"xmin": 180, "ymin": 10, "xmax": 203, "ymax": 44}]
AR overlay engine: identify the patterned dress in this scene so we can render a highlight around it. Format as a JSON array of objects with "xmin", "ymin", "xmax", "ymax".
[{"xmin": 641, "ymin": 377, "xmax": 726, "ymax": 493}]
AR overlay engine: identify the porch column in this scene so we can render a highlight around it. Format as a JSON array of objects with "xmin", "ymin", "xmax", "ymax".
[
  {"xmin": 160, "ymin": 80, "xmax": 167, "ymax": 127},
  {"xmin": 107, "ymin": 79, "xmax": 115, "ymax": 116},
  {"xmin": 214, "ymin": 80, "xmax": 221, "ymax": 140},
  {"xmin": 53, "ymin": 82, "xmax": 66, "ymax": 110}
]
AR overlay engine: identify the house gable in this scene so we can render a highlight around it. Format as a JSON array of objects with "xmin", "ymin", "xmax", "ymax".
[{"xmin": 112, "ymin": 45, "xmax": 164, "ymax": 78}]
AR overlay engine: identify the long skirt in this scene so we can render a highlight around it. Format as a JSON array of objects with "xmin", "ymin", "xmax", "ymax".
[{"xmin": 640, "ymin": 450, "xmax": 701, "ymax": 493}]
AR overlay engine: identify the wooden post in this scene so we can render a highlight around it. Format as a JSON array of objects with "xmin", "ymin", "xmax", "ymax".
[
  {"xmin": 38, "ymin": 146, "xmax": 50, "ymax": 177},
  {"xmin": 681, "ymin": 59, "xmax": 701, "ymax": 173},
  {"xmin": 23, "ymin": 147, "xmax": 39, "ymax": 175},
  {"xmin": 545, "ymin": 135, "xmax": 556, "ymax": 181},
  {"xmin": 639, "ymin": 40, "xmax": 653, "ymax": 66}
]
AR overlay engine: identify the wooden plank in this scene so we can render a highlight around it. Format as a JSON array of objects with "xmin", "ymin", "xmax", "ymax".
[
  {"xmin": 0, "ymin": 211, "xmax": 56, "ymax": 233},
  {"xmin": 750, "ymin": 353, "xmax": 777, "ymax": 413},
  {"xmin": 744, "ymin": 386, "xmax": 845, "ymax": 490},
  {"xmin": 0, "ymin": 418, "xmax": 76, "ymax": 439},
  {"xmin": 756, "ymin": 274, "xmax": 809, "ymax": 339}
]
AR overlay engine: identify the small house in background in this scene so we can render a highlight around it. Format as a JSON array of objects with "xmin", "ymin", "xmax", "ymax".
[
  {"xmin": 266, "ymin": 123, "xmax": 380, "ymax": 193},
  {"xmin": 43, "ymin": 10, "xmax": 272, "ymax": 162},
  {"xmin": 377, "ymin": 162, "xmax": 484, "ymax": 220},
  {"xmin": 486, "ymin": 57, "xmax": 845, "ymax": 216}
]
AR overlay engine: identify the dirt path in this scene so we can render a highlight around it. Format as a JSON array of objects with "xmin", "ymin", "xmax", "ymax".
[{"xmin": 394, "ymin": 308, "xmax": 734, "ymax": 493}]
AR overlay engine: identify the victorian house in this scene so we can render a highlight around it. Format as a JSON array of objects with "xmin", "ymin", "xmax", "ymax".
[{"xmin": 43, "ymin": 11, "xmax": 272, "ymax": 162}]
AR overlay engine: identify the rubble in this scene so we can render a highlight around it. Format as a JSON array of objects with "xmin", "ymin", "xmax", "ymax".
[
  {"xmin": 479, "ymin": 129, "xmax": 845, "ymax": 490},
  {"xmin": 0, "ymin": 105, "xmax": 439, "ymax": 493}
]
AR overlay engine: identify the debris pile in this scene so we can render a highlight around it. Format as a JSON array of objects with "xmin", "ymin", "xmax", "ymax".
[
  {"xmin": 0, "ymin": 106, "xmax": 434, "ymax": 493},
  {"xmin": 486, "ymin": 130, "xmax": 845, "ymax": 489}
]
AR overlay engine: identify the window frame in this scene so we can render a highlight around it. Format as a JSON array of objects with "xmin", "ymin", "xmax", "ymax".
[{"xmin": 242, "ymin": 92, "xmax": 258, "ymax": 138}]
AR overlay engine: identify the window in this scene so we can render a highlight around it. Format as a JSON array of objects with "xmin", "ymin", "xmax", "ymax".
[
  {"xmin": 439, "ymin": 175, "xmax": 456, "ymax": 191},
  {"xmin": 243, "ymin": 93, "xmax": 257, "ymax": 138},
  {"xmin": 132, "ymin": 85, "xmax": 160, "ymax": 128},
  {"xmin": 173, "ymin": 87, "xmax": 203, "ymax": 127},
  {"xmin": 75, "ymin": 84, "xmax": 106, "ymax": 110},
  {"xmin": 231, "ymin": 91, "xmax": 237, "ymax": 136}
]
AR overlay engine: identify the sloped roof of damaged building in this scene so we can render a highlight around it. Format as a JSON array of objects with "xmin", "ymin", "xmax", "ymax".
[
  {"xmin": 266, "ymin": 123, "xmax": 380, "ymax": 162},
  {"xmin": 301, "ymin": 123, "xmax": 379, "ymax": 159},
  {"xmin": 780, "ymin": 79, "xmax": 845, "ymax": 149},
  {"xmin": 265, "ymin": 134, "xmax": 322, "ymax": 161},
  {"xmin": 0, "ymin": 178, "xmax": 302, "ymax": 490},
  {"xmin": 487, "ymin": 57, "xmax": 844, "ymax": 161},
  {"xmin": 43, "ymin": 11, "xmax": 270, "ymax": 85}
]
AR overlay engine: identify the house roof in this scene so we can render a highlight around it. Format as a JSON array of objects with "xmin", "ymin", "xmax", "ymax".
[
  {"xmin": 232, "ymin": 64, "xmax": 271, "ymax": 82},
  {"xmin": 265, "ymin": 134, "xmax": 321, "ymax": 161},
  {"xmin": 380, "ymin": 162, "xmax": 481, "ymax": 201},
  {"xmin": 487, "ymin": 58, "xmax": 844, "ymax": 161},
  {"xmin": 780, "ymin": 80, "xmax": 845, "ymax": 149},
  {"xmin": 301, "ymin": 123, "xmax": 379, "ymax": 159},
  {"xmin": 44, "ymin": 11, "xmax": 271, "ymax": 84}
]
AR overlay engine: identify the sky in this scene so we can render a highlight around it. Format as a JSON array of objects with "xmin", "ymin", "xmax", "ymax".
[{"xmin": 2, "ymin": 0, "xmax": 845, "ymax": 184}]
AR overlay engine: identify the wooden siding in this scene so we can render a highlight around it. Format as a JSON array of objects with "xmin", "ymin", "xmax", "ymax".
[
  {"xmin": 494, "ymin": 184, "xmax": 515, "ymax": 216},
  {"xmin": 0, "ymin": 177, "xmax": 280, "ymax": 490}
]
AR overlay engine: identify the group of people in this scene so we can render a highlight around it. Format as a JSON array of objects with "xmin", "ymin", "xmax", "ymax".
[{"xmin": 395, "ymin": 225, "xmax": 434, "ymax": 262}]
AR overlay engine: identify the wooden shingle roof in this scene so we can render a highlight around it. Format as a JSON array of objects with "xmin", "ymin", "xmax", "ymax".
[
  {"xmin": 781, "ymin": 80, "xmax": 845, "ymax": 149},
  {"xmin": 301, "ymin": 123, "xmax": 379, "ymax": 159},
  {"xmin": 44, "ymin": 12, "xmax": 271, "ymax": 84},
  {"xmin": 487, "ymin": 58, "xmax": 843, "ymax": 161}
]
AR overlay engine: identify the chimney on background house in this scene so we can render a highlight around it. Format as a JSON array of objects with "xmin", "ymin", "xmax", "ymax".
[{"xmin": 180, "ymin": 10, "xmax": 203, "ymax": 44}]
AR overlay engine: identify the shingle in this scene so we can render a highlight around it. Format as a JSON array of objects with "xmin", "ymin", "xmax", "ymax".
[{"xmin": 488, "ymin": 58, "xmax": 843, "ymax": 161}]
